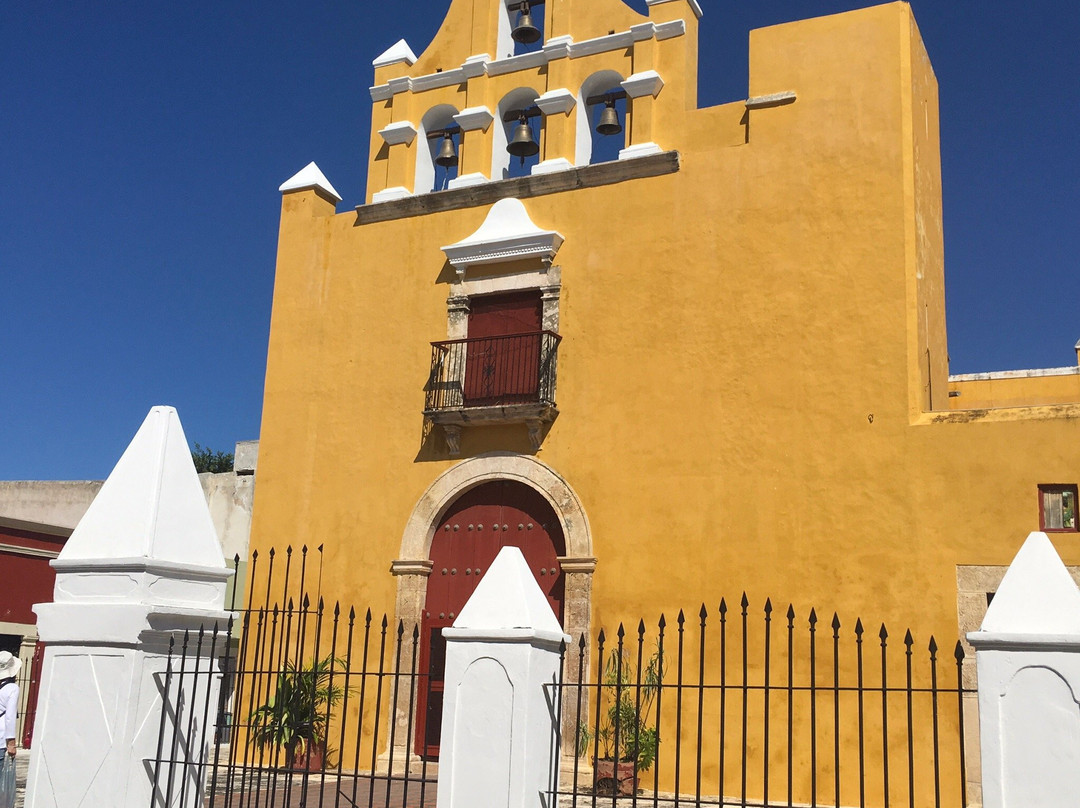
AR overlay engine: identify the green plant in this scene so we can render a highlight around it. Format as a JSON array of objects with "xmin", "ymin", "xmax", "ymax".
[
  {"xmin": 191, "ymin": 443, "xmax": 234, "ymax": 474},
  {"xmin": 249, "ymin": 655, "xmax": 345, "ymax": 761},
  {"xmin": 579, "ymin": 647, "xmax": 663, "ymax": 771}
]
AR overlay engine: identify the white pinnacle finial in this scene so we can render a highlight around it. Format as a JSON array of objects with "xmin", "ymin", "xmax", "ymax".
[
  {"xmin": 60, "ymin": 406, "xmax": 225, "ymax": 568},
  {"xmin": 373, "ymin": 39, "xmax": 418, "ymax": 68},
  {"xmin": 979, "ymin": 532, "xmax": 1080, "ymax": 636},
  {"xmin": 279, "ymin": 162, "xmax": 342, "ymax": 204}
]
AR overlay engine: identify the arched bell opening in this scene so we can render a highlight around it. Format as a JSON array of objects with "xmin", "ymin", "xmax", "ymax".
[
  {"xmin": 493, "ymin": 87, "xmax": 542, "ymax": 180},
  {"xmin": 575, "ymin": 70, "xmax": 628, "ymax": 166},
  {"xmin": 415, "ymin": 104, "xmax": 461, "ymax": 194},
  {"xmin": 499, "ymin": 0, "xmax": 546, "ymax": 59}
]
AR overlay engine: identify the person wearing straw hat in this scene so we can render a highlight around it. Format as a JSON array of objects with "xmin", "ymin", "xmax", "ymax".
[
  {"xmin": 0, "ymin": 651, "xmax": 19, "ymax": 808},
  {"xmin": 0, "ymin": 652, "xmax": 19, "ymax": 757}
]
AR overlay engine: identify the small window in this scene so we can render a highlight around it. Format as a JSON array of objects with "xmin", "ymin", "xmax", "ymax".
[{"xmin": 1039, "ymin": 484, "xmax": 1078, "ymax": 532}]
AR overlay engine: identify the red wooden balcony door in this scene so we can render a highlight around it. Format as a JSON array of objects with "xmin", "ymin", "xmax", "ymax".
[
  {"xmin": 416, "ymin": 480, "xmax": 565, "ymax": 758},
  {"xmin": 463, "ymin": 291, "xmax": 543, "ymax": 406}
]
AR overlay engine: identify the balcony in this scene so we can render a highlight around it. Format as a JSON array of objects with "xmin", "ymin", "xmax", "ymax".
[{"xmin": 424, "ymin": 331, "xmax": 561, "ymax": 454}]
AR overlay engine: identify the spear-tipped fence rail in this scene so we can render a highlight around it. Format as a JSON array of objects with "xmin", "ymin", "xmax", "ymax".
[{"xmin": 149, "ymin": 548, "xmax": 973, "ymax": 808}]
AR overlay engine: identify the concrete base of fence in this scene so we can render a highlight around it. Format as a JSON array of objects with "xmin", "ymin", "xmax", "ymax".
[
  {"xmin": 968, "ymin": 532, "xmax": 1080, "ymax": 808},
  {"xmin": 436, "ymin": 547, "xmax": 570, "ymax": 808},
  {"xmin": 24, "ymin": 408, "xmax": 233, "ymax": 808}
]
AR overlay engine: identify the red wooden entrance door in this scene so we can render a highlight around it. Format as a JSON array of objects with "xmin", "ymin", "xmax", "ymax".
[
  {"xmin": 416, "ymin": 480, "xmax": 565, "ymax": 757},
  {"xmin": 463, "ymin": 291, "xmax": 543, "ymax": 406}
]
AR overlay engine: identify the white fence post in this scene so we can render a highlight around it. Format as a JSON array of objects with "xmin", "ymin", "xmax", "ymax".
[
  {"xmin": 436, "ymin": 546, "xmax": 571, "ymax": 808},
  {"xmin": 967, "ymin": 531, "xmax": 1080, "ymax": 808},
  {"xmin": 25, "ymin": 406, "xmax": 233, "ymax": 808}
]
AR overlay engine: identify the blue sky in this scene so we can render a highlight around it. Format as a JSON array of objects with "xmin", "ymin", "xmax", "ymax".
[{"xmin": 2, "ymin": 1, "xmax": 1078, "ymax": 480}]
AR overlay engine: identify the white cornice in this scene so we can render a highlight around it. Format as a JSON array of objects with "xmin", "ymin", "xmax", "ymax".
[
  {"xmin": 378, "ymin": 120, "xmax": 418, "ymax": 146},
  {"xmin": 621, "ymin": 70, "xmax": 665, "ymax": 99},
  {"xmin": 442, "ymin": 198, "xmax": 564, "ymax": 274},
  {"xmin": 569, "ymin": 30, "xmax": 634, "ymax": 58},
  {"xmin": 486, "ymin": 49, "xmax": 549, "ymax": 77},
  {"xmin": 535, "ymin": 88, "xmax": 577, "ymax": 116},
  {"xmin": 368, "ymin": 21, "xmax": 687, "ymax": 102},
  {"xmin": 453, "ymin": 106, "xmax": 495, "ymax": 132},
  {"xmin": 412, "ymin": 66, "xmax": 468, "ymax": 92}
]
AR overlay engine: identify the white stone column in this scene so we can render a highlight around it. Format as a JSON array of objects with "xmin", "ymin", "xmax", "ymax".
[
  {"xmin": 436, "ymin": 546, "xmax": 571, "ymax": 808},
  {"xmin": 967, "ymin": 532, "xmax": 1080, "ymax": 808},
  {"xmin": 25, "ymin": 406, "xmax": 233, "ymax": 808}
]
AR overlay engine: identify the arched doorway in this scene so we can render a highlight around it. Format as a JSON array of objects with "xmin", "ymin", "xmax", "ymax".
[{"xmin": 415, "ymin": 479, "xmax": 566, "ymax": 757}]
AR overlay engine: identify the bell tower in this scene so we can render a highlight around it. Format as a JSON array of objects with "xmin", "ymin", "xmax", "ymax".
[{"xmin": 364, "ymin": 0, "xmax": 701, "ymax": 202}]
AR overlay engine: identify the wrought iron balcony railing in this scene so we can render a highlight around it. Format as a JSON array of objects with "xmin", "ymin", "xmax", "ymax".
[{"xmin": 424, "ymin": 331, "xmax": 561, "ymax": 413}]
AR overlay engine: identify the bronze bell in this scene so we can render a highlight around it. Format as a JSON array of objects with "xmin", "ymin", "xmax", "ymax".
[
  {"xmin": 511, "ymin": 3, "xmax": 541, "ymax": 45},
  {"xmin": 507, "ymin": 117, "xmax": 539, "ymax": 160},
  {"xmin": 434, "ymin": 133, "xmax": 458, "ymax": 167},
  {"xmin": 596, "ymin": 99, "xmax": 622, "ymax": 136}
]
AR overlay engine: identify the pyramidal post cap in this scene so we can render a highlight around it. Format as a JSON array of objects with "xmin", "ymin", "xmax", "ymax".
[
  {"xmin": 279, "ymin": 162, "xmax": 342, "ymax": 204},
  {"xmin": 452, "ymin": 546, "xmax": 562, "ymax": 633},
  {"xmin": 373, "ymin": 38, "xmax": 418, "ymax": 68},
  {"xmin": 58, "ymin": 406, "xmax": 226, "ymax": 570},
  {"xmin": 978, "ymin": 532, "xmax": 1080, "ymax": 636}
]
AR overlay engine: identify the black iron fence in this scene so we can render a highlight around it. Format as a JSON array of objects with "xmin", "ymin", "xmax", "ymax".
[
  {"xmin": 424, "ymin": 331, "xmax": 560, "ymax": 411},
  {"xmin": 149, "ymin": 549, "xmax": 974, "ymax": 808},
  {"xmin": 558, "ymin": 599, "xmax": 972, "ymax": 808}
]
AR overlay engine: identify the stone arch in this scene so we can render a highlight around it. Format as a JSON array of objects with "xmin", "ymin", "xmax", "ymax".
[
  {"xmin": 388, "ymin": 453, "xmax": 595, "ymax": 768},
  {"xmin": 398, "ymin": 452, "xmax": 591, "ymax": 563},
  {"xmin": 576, "ymin": 70, "xmax": 627, "ymax": 166}
]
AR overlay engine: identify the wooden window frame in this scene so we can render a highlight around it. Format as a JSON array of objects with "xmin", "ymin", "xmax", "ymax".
[{"xmin": 1038, "ymin": 484, "xmax": 1079, "ymax": 533}]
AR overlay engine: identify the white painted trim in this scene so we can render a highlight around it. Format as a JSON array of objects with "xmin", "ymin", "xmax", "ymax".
[
  {"xmin": 950, "ymin": 366, "xmax": 1080, "ymax": 382},
  {"xmin": 569, "ymin": 30, "xmax": 634, "ymax": 58},
  {"xmin": 373, "ymin": 39, "xmax": 418, "ymax": 68},
  {"xmin": 453, "ymin": 106, "xmax": 495, "ymax": 132},
  {"xmin": 543, "ymin": 36, "xmax": 574, "ymax": 60},
  {"xmin": 367, "ymin": 22, "xmax": 687, "ymax": 102},
  {"xmin": 0, "ymin": 542, "xmax": 59, "ymax": 559},
  {"xmin": 486, "ymin": 49, "xmax": 549, "ymax": 77},
  {"xmin": 621, "ymin": 70, "xmax": 665, "ymax": 99},
  {"xmin": 441, "ymin": 198, "xmax": 564, "ymax": 272},
  {"xmin": 446, "ymin": 172, "xmax": 490, "ymax": 190},
  {"xmin": 531, "ymin": 158, "xmax": 574, "ymax": 176},
  {"xmin": 378, "ymin": 120, "xmax": 418, "ymax": 146},
  {"xmin": 646, "ymin": 0, "xmax": 703, "ymax": 20},
  {"xmin": 535, "ymin": 89, "xmax": 577, "ymax": 116},
  {"xmin": 443, "ymin": 626, "xmax": 569, "ymax": 645},
  {"xmin": 746, "ymin": 91, "xmax": 798, "ymax": 109},
  {"xmin": 371, "ymin": 186, "xmax": 413, "ymax": 203},
  {"xmin": 619, "ymin": 142, "xmax": 663, "ymax": 160},
  {"xmin": 412, "ymin": 67, "xmax": 468, "ymax": 92},
  {"xmin": 279, "ymin": 162, "xmax": 343, "ymax": 204}
]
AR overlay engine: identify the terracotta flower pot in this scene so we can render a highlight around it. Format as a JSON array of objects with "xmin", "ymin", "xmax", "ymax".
[
  {"xmin": 285, "ymin": 739, "xmax": 325, "ymax": 772},
  {"xmin": 594, "ymin": 758, "xmax": 637, "ymax": 795}
]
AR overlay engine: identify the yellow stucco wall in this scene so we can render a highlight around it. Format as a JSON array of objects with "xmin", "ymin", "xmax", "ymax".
[{"xmin": 249, "ymin": 0, "xmax": 1079, "ymax": 799}]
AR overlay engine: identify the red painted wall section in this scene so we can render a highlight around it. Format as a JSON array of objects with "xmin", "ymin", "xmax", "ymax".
[{"xmin": 0, "ymin": 525, "xmax": 65, "ymax": 624}]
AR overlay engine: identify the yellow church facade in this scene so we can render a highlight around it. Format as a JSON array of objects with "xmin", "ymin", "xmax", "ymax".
[{"xmin": 249, "ymin": 0, "xmax": 1080, "ymax": 794}]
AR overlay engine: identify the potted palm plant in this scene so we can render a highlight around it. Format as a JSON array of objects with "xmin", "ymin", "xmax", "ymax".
[
  {"xmin": 250, "ymin": 655, "xmax": 345, "ymax": 771},
  {"xmin": 580, "ymin": 647, "xmax": 663, "ymax": 796}
]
